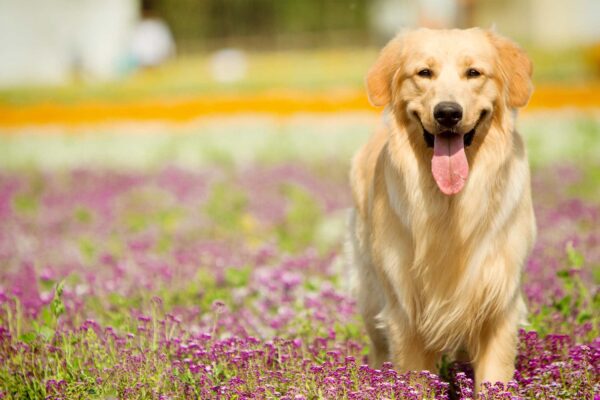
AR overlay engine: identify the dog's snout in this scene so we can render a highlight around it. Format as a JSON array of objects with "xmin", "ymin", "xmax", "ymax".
[{"xmin": 434, "ymin": 102, "xmax": 463, "ymax": 128}]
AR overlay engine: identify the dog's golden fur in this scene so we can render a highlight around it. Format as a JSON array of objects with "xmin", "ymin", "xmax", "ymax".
[{"xmin": 348, "ymin": 28, "xmax": 536, "ymax": 389}]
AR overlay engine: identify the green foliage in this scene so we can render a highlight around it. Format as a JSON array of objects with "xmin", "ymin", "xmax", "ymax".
[
  {"xmin": 566, "ymin": 242, "xmax": 584, "ymax": 269},
  {"xmin": 225, "ymin": 266, "xmax": 252, "ymax": 288},
  {"xmin": 276, "ymin": 184, "xmax": 322, "ymax": 252},
  {"xmin": 334, "ymin": 321, "xmax": 363, "ymax": 343},
  {"xmin": 530, "ymin": 243, "xmax": 599, "ymax": 340},
  {"xmin": 78, "ymin": 237, "xmax": 96, "ymax": 262},
  {"xmin": 74, "ymin": 207, "xmax": 93, "ymax": 224},
  {"xmin": 12, "ymin": 281, "xmax": 66, "ymax": 346},
  {"xmin": 13, "ymin": 193, "xmax": 38, "ymax": 214},
  {"xmin": 204, "ymin": 181, "xmax": 248, "ymax": 235},
  {"xmin": 124, "ymin": 200, "xmax": 184, "ymax": 235},
  {"xmin": 153, "ymin": 0, "xmax": 370, "ymax": 47},
  {"xmin": 51, "ymin": 281, "xmax": 66, "ymax": 319}
]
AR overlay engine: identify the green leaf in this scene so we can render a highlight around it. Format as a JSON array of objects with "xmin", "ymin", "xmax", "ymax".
[
  {"xmin": 225, "ymin": 266, "xmax": 251, "ymax": 287},
  {"xmin": 303, "ymin": 280, "xmax": 318, "ymax": 292},
  {"xmin": 204, "ymin": 182, "xmax": 247, "ymax": 233},
  {"xmin": 553, "ymin": 295, "xmax": 572, "ymax": 317},
  {"xmin": 576, "ymin": 311, "xmax": 591, "ymax": 324},
  {"xmin": 556, "ymin": 269, "xmax": 570, "ymax": 279},
  {"xmin": 39, "ymin": 278, "xmax": 56, "ymax": 291},
  {"xmin": 276, "ymin": 184, "xmax": 322, "ymax": 252},
  {"xmin": 51, "ymin": 281, "xmax": 65, "ymax": 318},
  {"xmin": 13, "ymin": 193, "xmax": 38, "ymax": 213},
  {"xmin": 74, "ymin": 207, "xmax": 93, "ymax": 223},
  {"xmin": 41, "ymin": 307, "xmax": 53, "ymax": 327},
  {"xmin": 78, "ymin": 237, "xmax": 96, "ymax": 262},
  {"xmin": 336, "ymin": 321, "xmax": 362, "ymax": 341},
  {"xmin": 19, "ymin": 332, "xmax": 37, "ymax": 344},
  {"xmin": 55, "ymin": 280, "xmax": 64, "ymax": 297},
  {"xmin": 566, "ymin": 242, "xmax": 584, "ymax": 269},
  {"xmin": 593, "ymin": 266, "xmax": 600, "ymax": 284},
  {"xmin": 39, "ymin": 325, "xmax": 55, "ymax": 341}
]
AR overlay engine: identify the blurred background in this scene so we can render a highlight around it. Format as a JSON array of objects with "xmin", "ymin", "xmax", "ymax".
[
  {"xmin": 1, "ymin": 3, "xmax": 599, "ymax": 398},
  {"xmin": 0, "ymin": 0, "xmax": 599, "ymax": 167}
]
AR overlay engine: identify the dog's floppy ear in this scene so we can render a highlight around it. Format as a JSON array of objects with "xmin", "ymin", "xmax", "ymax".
[
  {"xmin": 487, "ymin": 31, "xmax": 533, "ymax": 108},
  {"xmin": 366, "ymin": 34, "xmax": 405, "ymax": 107}
]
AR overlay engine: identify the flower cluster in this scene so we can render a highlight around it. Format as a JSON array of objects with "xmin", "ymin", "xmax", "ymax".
[{"xmin": 0, "ymin": 162, "xmax": 597, "ymax": 399}]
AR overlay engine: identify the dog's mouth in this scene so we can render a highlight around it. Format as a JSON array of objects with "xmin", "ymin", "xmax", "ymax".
[
  {"xmin": 422, "ymin": 110, "xmax": 487, "ymax": 148},
  {"xmin": 415, "ymin": 110, "xmax": 488, "ymax": 196}
]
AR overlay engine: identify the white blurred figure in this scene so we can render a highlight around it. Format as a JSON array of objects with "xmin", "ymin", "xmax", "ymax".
[
  {"xmin": 0, "ymin": 0, "xmax": 137, "ymax": 86},
  {"xmin": 129, "ymin": 3, "xmax": 175, "ymax": 68},
  {"xmin": 209, "ymin": 49, "xmax": 248, "ymax": 83}
]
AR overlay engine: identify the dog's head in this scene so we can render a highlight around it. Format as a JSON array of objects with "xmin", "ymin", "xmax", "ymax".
[{"xmin": 366, "ymin": 28, "xmax": 532, "ymax": 195}]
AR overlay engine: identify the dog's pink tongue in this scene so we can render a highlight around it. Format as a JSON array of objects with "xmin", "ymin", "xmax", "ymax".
[{"xmin": 431, "ymin": 134, "xmax": 469, "ymax": 195}]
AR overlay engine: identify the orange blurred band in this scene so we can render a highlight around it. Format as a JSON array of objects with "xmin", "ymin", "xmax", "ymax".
[{"xmin": 1, "ymin": 85, "xmax": 599, "ymax": 128}]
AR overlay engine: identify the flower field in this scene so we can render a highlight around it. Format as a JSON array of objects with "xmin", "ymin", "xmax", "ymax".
[{"xmin": 0, "ymin": 114, "xmax": 599, "ymax": 399}]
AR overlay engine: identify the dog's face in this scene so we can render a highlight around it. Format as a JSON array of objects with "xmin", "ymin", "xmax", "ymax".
[{"xmin": 366, "ymin": 28, "xmax": 532, "ymax": 195}]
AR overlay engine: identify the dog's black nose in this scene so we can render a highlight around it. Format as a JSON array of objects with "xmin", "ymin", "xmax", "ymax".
[{"xmin": 434, "ymin": 102, "xmax": 463, "ymax": 128}]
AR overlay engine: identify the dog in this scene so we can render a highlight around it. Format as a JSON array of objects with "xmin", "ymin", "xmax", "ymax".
[{"xmin": 347, "ymin": 28, "xmax": 536, "ymax": 391}]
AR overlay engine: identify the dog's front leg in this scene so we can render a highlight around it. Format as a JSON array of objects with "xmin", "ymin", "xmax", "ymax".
[
  {"xmin": 472, "ymin": 307, "xmax": 520, "ymax": 393},
  {"xmin": 386, "ymin": 315, "xmax": 439, "ymax": 373}
]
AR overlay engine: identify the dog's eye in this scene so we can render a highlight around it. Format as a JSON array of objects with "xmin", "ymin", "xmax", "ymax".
[
  {"xmin": 467, "ymin": 68, "xmax": 481, "ymax": 78},
  {"xmin": 417, "ymin": 69, "xmax": 432, "ymax": 78}
]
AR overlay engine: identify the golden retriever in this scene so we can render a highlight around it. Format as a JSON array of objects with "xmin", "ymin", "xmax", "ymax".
[{"xmin": 348, "ymin": 28, "xmax": 536, "ymax": 390}]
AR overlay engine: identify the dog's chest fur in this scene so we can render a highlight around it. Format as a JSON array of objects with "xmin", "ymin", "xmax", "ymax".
[{"xmin": 369, "ymin": 138, "xmax": 528, "ymax": 353}]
